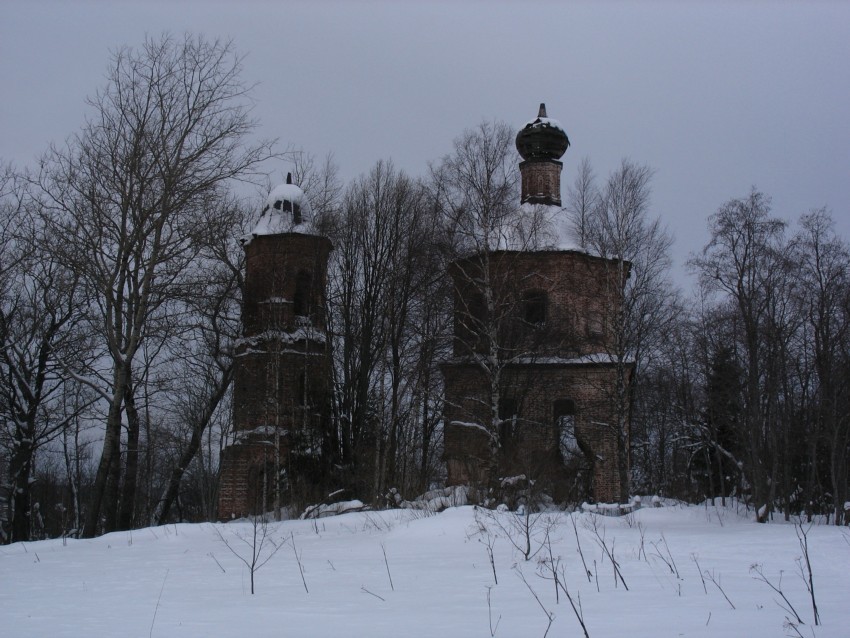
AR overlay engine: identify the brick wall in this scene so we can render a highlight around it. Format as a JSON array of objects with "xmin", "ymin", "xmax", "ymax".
[
  {"xmin": 242, "ymin": 233, "xmax": 333, "ymax": 334},
  {"xmin": 218, "ymin": 231, "xmax": 333, "ymax": 519},
  {"xmin": 450, "ymin": 250, "xmax": 628, "ymax": 359},
  {"xmin": 519, "ymin": 159, "xmax": 563, "ymax": 206},
  {"xmin": 443, "ymin": 249, "xmax": 632, "ymax": 504}
]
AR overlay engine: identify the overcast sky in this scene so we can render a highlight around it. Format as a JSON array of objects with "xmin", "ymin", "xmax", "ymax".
[{"xmin": 2, "ymin": 1, "xmax": 848, "ymax": 285}]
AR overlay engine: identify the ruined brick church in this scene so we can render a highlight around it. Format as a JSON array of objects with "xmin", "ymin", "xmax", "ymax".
[
  {"xmin": 442, "ymin": 105, "xmax": 630, "ymax": 504},
  {"xmin": 218, "ymin": 105, "xmax": 630, "ymax": 518}
]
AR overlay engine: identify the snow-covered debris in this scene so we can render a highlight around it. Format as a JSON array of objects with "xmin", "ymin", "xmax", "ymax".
[
  {"xmin": 499, "ymin": 474, "xmax": 528, "ymax": 487},
  {"xmin": 398, "ymin": 485, "xmax": 469, "ymax": 512},
  {"xmin": 582, "ymin": 501, "xmax": 637, "ymax": 515},
  {"xmin": 235, "ymin": 327, "xmax": 326, "ymax": 348},
  {"xmin": 300, "ymin": 499, "xmax": 367, "ymax": 519}
]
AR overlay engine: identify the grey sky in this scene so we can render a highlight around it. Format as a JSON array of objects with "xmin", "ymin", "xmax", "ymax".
[{"xmin": 2, "ymin": 1, "xmax": 848, "ymax": 283}]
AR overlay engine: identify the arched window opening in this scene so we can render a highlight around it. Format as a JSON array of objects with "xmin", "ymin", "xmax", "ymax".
[
  {"xmin": 272, "ymin": 198, "xmax": 301, "ymax": 224},
  {"xmin": 553, "ymin": 399, "xmax": 578, "ymax": 460},
  {"xmin": 588, "ymin": 312, "xmax": 604, "ymax": 341},
  {"xmin": 293, "ymin": 271, "xmax": 313, "ymax": 317},
  {"xmin": 523, "ymin": 290, "xmax": 547, "ymax": 325}
]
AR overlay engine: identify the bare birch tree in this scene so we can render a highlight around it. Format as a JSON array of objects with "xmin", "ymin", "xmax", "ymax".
[
  {"xmin": 792, "ymin": 209, "xmax": 850, "ymax": 524},
  {"xmin": 586, "ymin": 159, "xmax": 679, "ymax": 500}
]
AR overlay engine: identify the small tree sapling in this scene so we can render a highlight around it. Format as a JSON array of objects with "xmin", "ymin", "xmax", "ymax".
[{"xmin": 214, "ymin": 516, "xmax": 286, "ymax": 594}]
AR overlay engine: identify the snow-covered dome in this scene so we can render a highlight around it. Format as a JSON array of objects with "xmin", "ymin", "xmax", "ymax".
[
  {"xmin": 248, "ymin": 173, "xmax": 314, "ymax": 238},
  {"xmin": 515, "ymin": 103, "xmax": 570, "ymax": 161}
]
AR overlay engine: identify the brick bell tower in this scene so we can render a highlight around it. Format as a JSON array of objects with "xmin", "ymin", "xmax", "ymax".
[{"xmin": 218, "ymin": 175, "xmax": 333, "ymax": 519}]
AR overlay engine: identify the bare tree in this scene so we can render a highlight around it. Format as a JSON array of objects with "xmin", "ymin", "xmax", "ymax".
[
  {"xmin": 430, "ymin": 121, "xmax": 523, "ymax": 485},
  {"xmin": 565, "ymin": 156, "xmax": 599, "ymax": 251},
  {"xmin": 288, "ymin": 150, "xmax": 343, "ymax": 235},
  {"xmin": 690, "ymin": 190, "xmax": 788, "ymax": 521},
  {"xmin": 0, "ymin": 179, "xmax": 95, "ymax": 542},
  {"xmin": 214, "ymin": 516, "xmax": 286, "ymax": 594},
  {"xmin": 327, "ymin": 160, "xmax": 436, "ymax": 499},
  {"xmin": 586, "ymin": 159, "xmax": 679, "ymax": 500},
  {"xmin": 150, "ymin": 194, "xmax": 249, "ymax": 525},
  {"xmin": 37, "ymin": 34, "xmax": 276, "ymax": 537},
  {"xmin": 792, "ymin": 209, "xmax": 850, "ymax": 524}
]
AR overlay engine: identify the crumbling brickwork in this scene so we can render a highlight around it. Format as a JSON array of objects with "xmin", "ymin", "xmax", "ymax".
[{"xmin": 442, "ymin": 251, "xmax": 631, "ymax": 504}]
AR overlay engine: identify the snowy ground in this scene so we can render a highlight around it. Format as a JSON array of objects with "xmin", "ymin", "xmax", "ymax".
[{"xmin": 2, "ymin": 502, "xmax": 848, "ymax": 637}]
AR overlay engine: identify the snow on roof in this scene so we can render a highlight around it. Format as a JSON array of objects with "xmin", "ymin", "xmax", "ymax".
[
  {"xmin": 447, "ymin": 352, "xmax": 632, "ymax": 366},
  {"xmin": 246, "ymin": 181, "xmax": 315, "ymax": 240},
  {"xmin": 518, "ymin": 202, "xmax": 600, "ymax": 256},
  {"xmin": 265, "ymin": 183, "xmax": 309, "ymax": 213}
]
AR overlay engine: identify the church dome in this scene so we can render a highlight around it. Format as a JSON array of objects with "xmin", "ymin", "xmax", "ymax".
[
  {"xmin": 515, "ymin": 103, "xmax": 570, "ymax": 161},
  {"xmin": 249, "ymin": 173, "xmax": 313, "ymax": 238}
]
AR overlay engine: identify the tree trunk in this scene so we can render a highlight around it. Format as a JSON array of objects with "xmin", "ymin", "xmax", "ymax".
[
  {"xmin": 117, "ymin": 378, "xmax": 140, "ymax": 530},
  {"xmin": 419, "ymin": 369, "xmax": 432, "ymax": 493},
  {"xmin": 103, "ymin": 444, "xmax": 122, "ymax": 533},
  {"xmin": 10, "ymin": 436, "xmax": 34, "ymax": 542},
  {"xmin": 83, "ymin": 359, "xmax": 128, "ymax": 538},
  {"xmin": 152, "ymin": 364, "xmax": 232, "ymax": 525}
]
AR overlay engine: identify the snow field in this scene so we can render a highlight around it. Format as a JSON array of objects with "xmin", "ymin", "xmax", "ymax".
[{"xmin": 1, "ymin": 503, "xmax": 848, "ymax": 637}]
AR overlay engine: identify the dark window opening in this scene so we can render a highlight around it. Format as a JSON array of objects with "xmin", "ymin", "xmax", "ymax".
[
  {"xmin": 293, "ymin": 203, "xmax": 302, "ymax": 225},
  {"xmin": 273, "ymin": 200, "xmax": 282, "ymax": 211},
  {"xmin": 293, "ymin": 271, "xmax": 313, "ymax": 317},
  {"xmin": 297, "ymin": 372, "xmax": 308, "ymax": 406},
  {"xmin": 248, "ymin": 464, "xmax": 276, "ymax": 515},
  {"xmin": 499, "ymin": 397, "xmax": 518, "ymax": 444},
  {"xmin": 523, "ymin": 290, "xmax": 547, "ymax": 325},
  {"xmin": 468, "ymin": 292, "xmax": 486, "ymax": 323},
  {"xmin": 553, "ymin": 399, "xmax": 576, "ymax": 418}
]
